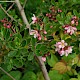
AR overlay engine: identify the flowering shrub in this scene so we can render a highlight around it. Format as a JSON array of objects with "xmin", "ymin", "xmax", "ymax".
[{"xmin": 0, "ymin": 0, "xmax": 80, "ymax": 80}]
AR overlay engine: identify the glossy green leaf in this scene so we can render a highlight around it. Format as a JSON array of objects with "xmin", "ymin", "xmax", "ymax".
[
  {"xmin": 49, "ymin": 70, "xmax": 63, "ymax": 80},
  {"xmin": 8, "ymin": 51, "xmax": 17, "ymax": 57},
  {"xmin": 48, "ymin": 54, "xmax": 58, "ymax": 67},
  {"xmin": 22, "ymin": 71, "xmax": 37, "ymax": 80}
]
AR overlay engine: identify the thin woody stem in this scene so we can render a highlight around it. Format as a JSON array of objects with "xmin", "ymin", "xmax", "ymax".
[
  {"xmin": 15, "ymin": 0, "xmax": 31, "ymax": 32},
  {"xmin": 23, "ymin": 0, "xmax": 27, "ymax": 9},
  {"xmin": 0, "ymin": 67, "xmax": 16, "ymax": 80},
  {"xmin": 7, "ymin": 3, "xmax": 15, "ymax": 12},
  {"xmin": 0, "ymin": 1, "xmax": 15, "ymax": 3},
  {"xmin": 35, "ymin": 55, "xmax": 50, "ymax": 80}
]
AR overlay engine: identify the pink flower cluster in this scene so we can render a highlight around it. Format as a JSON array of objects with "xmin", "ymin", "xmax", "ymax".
[
  {"xmin": 30, "ymin": 29, "xmax": 47, "ymax": 41},
  {"xmin": 0, "ymin": 18, "xmax": 12, "ymax": 28},
  {"xmin": 55, "ymin": 40, "xmax": 73, "ymax": 56},
  {"xmin": 31, "ymin": 14, "xmax": 37, "ymax": 24},
  {"xmin": 30, "ymin": 30, "xmax": 42, "ymax": 40},
  {"xmin": 71, "ymin": 16, "xmax": 78, "ymax": 26},
  {"xmin": 63, "ymin": 25, "xmax": 77, "ymax": 35},
  {"xmin": 63, "ymin": 16, "xmax": 78, "ymax": 35}
]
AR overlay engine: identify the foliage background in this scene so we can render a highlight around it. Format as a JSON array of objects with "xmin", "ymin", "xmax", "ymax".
[{"xmin": 0, "ymin": 0, "xmax": 80, "ymax": 80}]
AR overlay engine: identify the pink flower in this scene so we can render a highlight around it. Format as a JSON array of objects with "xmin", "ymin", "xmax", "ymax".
[
  {"xmin": 38, "ymin": 36, "xmax": 42, "ymax": 40},
  {"xmin": 50, "ymin": 26, "xmax": 53, "ymax": 28},
  {"xmin": 3, "ymin": 23, "xmax": 11, "ymax": 28},
  {"xmin": 71, "ymin": 16, "xmax": 79, "ymax": 26},
  {"xmin": 42, "ymin": 56, "xmax": 46, "ymax": 62},
  {"xmin": 58, "ymin": 9, "xmax": 62, "ymax": 12},
  {"xmin": 71, "ymin": 20, "xmax": 75, "ymax": 24},
  {"xmin": 55, "ymin": 40, "xmax": 73, "ymax": 56},
  {"xmin": 63, "ymin": 25, "xmax": 77, "ymax": 35},
  {"xmin": 43, "ymin": 30, "xmax": 47, "ymax": 34},
  {"xmin": 58, "ymin": 49, "xmax": 65, "ymax": 56},
  {"xmin": 32, "ymin": 14, "xmax": 37, "ymax": 24},
  {"xmin": 64, "ymin": 46, "xmax": 73, "ymax": 56},
  {"xmin": 30, "ymin": 30, "xmax": 42, "ymax": 40},
  {"xmin": 30, "ymin": 30, "xmax": 38, "ymax": 38},
  {"xmin": 55, "ymin": 40, "xmax": 67, "ymax": 49}
]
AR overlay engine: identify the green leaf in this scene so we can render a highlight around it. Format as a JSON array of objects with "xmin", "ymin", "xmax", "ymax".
[
  {"xmin": 10, "ymin": 71, "xmax": 21, "ymax": 80},
  {"xmin": 28, "ymin": 52, "xmax": 34, "ymax": 61},
  {"xmin": 36, "ymin": 44, "xmax": 42, "ymax": 50},
  {"xmin": 1, "ymin": 27, "xmax": 6, "ymax": 37},
  {"xmin": 59, "ymin": 0, "xmax": 65, "ymax": 5},
  {"xmin": 37, "ymin": 72, "xmax": 44, "ymax": 80},
  {"xmin": 76, "ymin": 22, "xmax": 80, "ymax": 30},
  {"xmin": 48, "ymin": 54, "xmax": 58, "ymax": 67},
  {"xmin": 49, "ymin": 70, "xmax": 63, "ymax": 80},
  {"xmin": 8, "ymin": 51, "xmax": 17, "ymax": 57},
  {"xmin": 73, "ymin": 9, "xmax": 78, "ymax": 16},
  {"xmin": 13, "ymin": 59, "xmax": 23, "ymax": 68},
  {"xmin": 43, "ymin": 17, "xmax": 49, "ymax": 23},
  {"xmin": 69, "ymin": 78, "xmax": 78, "ymax": 80},
  {"xmin": 62, "ymin": 73, "xmax": 70, "ymax": 80},
  {"xmin": 0, "ymin": 71, "xmax": 21, "ymax": 80},
  {"xmin": 0, "ymin": 9, "xmax": 6, "ymax": 19},
  {"xmin": 14, "ymin": 37, "xmax": 21, "ymax": 46},
  {"xmin": 40, "ymin": 45, "xmax": 47, "ymax": 52},
  {"xmin": 22, "ymin": 71, "xmax": 37, "ymax": 80},
  {"xmin": 0, "ymin": 75, "xmax": 11, "ymax": 80},
  {"xmin": 5, "ymin": 29, "xmax": 10, "ymax": 40},
  {"xmin": 51, "ymin": 0, "xmax": 56, "ymax": 6},
  {"xmin": 21, "ymin": 40, "xmax": 26, "ymax": 47}
]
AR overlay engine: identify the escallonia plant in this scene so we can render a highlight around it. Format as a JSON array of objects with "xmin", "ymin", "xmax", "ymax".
[{"xmin": 0, "ymin": 0, "xmax": 80, "ymax": 80}]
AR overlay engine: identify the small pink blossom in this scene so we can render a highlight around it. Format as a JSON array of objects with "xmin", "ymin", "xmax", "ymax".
[
  {"xmin": 30, "ymin": 30, "xmax": 38, "ymax": 38},
  {"xmin": 58, "ymin": 9, "xmax": 62, "ymax": 12},
  {"xmin": 55, "ymin": 40, "xmax": 67, "ymax": 49},
  {"xmin": 71, "ymin": 20, "xmax": 75, "ymax": 24},
  {"xmin": 30, "ymin": 30, "xmax": 42, "ymax": 40},
  {"xmin": 58, "ymin": 49, "xmax": 65, "ymax": 56},
  {"xmin": 71, "ymin": 16, "xmax": 79, "ymax": 26},
  {"xmin": 42, "ymin": 57, "xmax": 46, "ymax": 62},
  {"xmin": 38, "ymin": 36, "xmax": 42, "ymax": 40},
  {"xmin": 65, "ymin": 46, "xmax": 73, "ymax": 56},
  {"xmin": 32, "ymin": 14, "xmax": 37, "ymax": 24},
  {"xmin": 43, "ymin": 30, "xmax": 47, "ymax": 34},
  {"xmin": 50, "ymin": 26, "xmax": 53, "ymax": 28},
  {"xmin": 76, "ymin": 21, "xmax": 78, "ymax": 26}
]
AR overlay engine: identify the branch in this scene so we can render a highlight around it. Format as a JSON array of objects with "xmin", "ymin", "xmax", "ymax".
[
  {"xmin": 7, "ymin": 3, "xmax": 15, "ymax": 12},
  {"xmin": 15, "ymin": 0, "xmax": 50, "ymax": 80},
  {"xmin": 0, "ymin": 1, "xmax": 15, "ymax": 3},
  {"xmin": 35, "ymin": 55, "xmax": 50, "ymax": 80},
  {"xmin": 15, "ymin": 0, "xmax": 31, "ymax": 32},
  {"xmin": 0, "ymin": 4, "xmax": 22, "ymax": 26},
  {"xmin": 0, "ymin": 67, "xmax": 16, "ymax": 80},
  {"xmin": 23, "ymin": 0, "xmax": 27, "ymax": 9}
]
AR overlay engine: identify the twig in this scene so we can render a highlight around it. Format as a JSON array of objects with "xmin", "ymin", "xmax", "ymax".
[
  {"xmin": 7, "ymin": 3, "xmax": 15, "ymax": 12},
  {"xmin": 15, "ymin": 0, "xmax": 50, "ymax": 80},
  {"xmin": 0, "ymin": 67, "xmax": 16, "ymax": 80},
  {"xmin": 15, "ymin": 0, "xmax": 31, "ymax": 32},
  {"xmin": 23, "ymin": 0, "xmax": 27, "ymax": 9},
  {"xmin": 0, "ymin": 1, "xmax": 15, "ymax": 3},
  {"xmin": 0, "ymin": 4, "xmax": 22, "ymax": 26},
  {"xmin": 35, "ymin": 55, "xmax": 50, "ymax": 80},
  {"xmin": 79, "ymin": 35, "xmax": 80, "ymax": 52}
]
